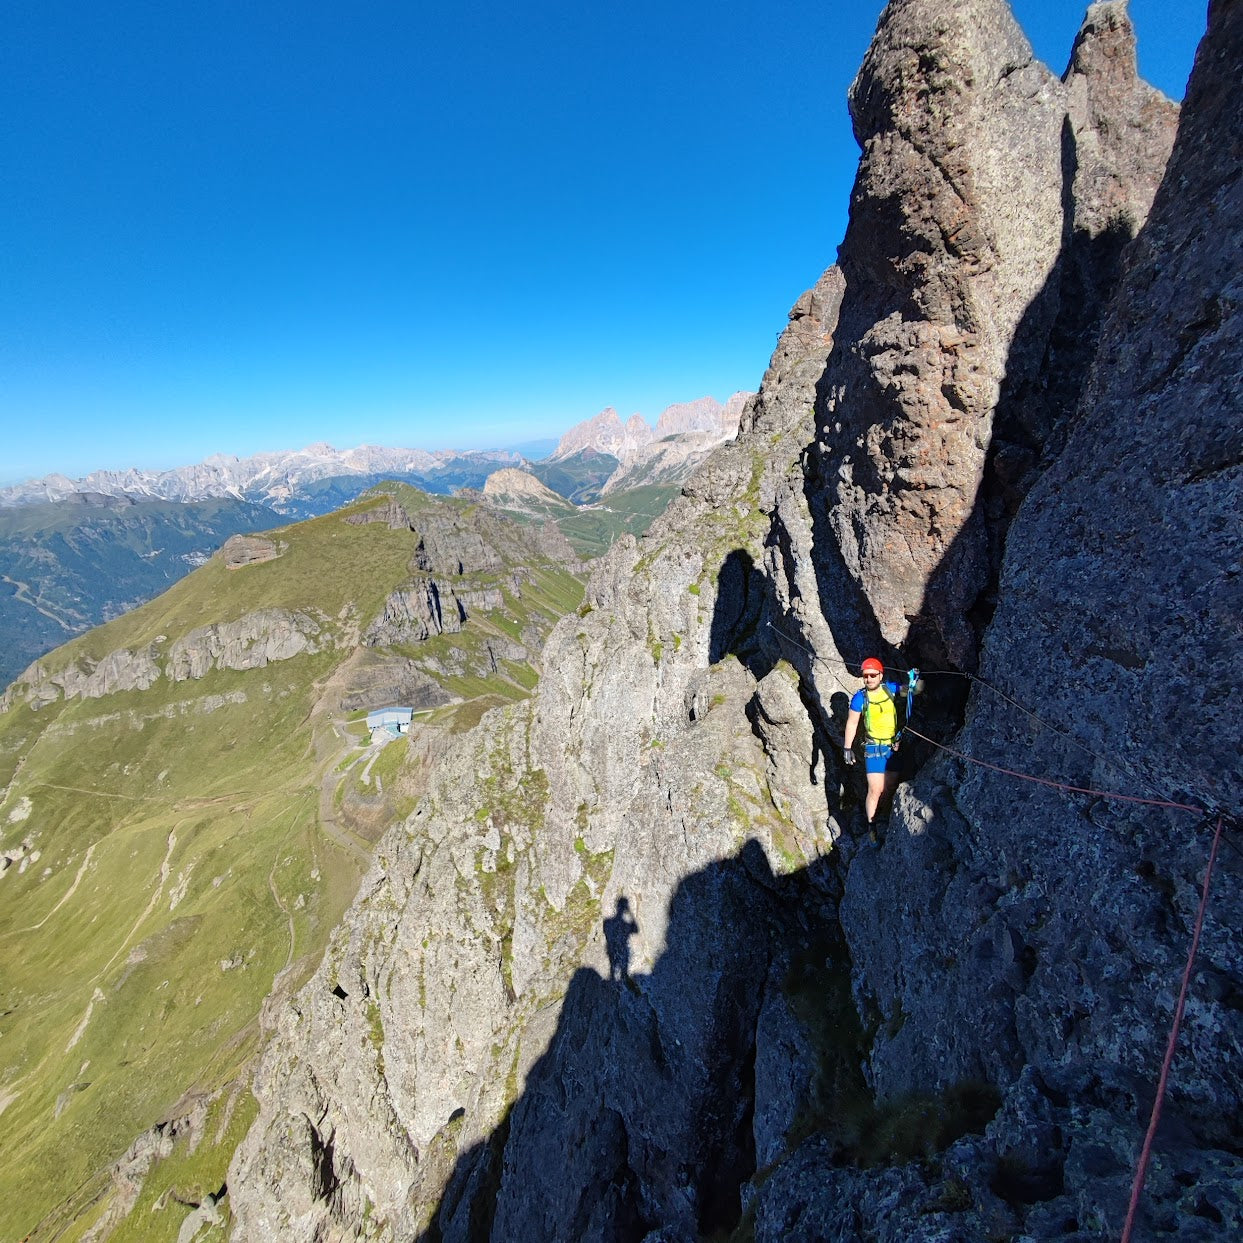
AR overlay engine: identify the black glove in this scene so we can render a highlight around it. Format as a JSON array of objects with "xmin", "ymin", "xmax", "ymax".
[{"xmin": 842, "ymin": 746, "xmax": 855, "ymax": 766}]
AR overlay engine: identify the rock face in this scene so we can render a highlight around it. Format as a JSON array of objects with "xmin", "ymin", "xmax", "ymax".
[
  {"xmin": 794, "ymin": 0, "xmax": 1178, "ymax": 673},
  {"xmin": 786, "ymin": 5, "xmax": 1241, "ymax": 1237},
  {"xmin": 481, "ymin": 468, "xmax": 566, "ymax": 507},
  {"xmin": 228, "ymin": 251, "xmax": 845, "ymax": 1243},
  {"xmin": 342, "ymin": 497, "xmax": 414, "ymax": 531},
  {"xmin": 335, "ymin": 656, "xmax": 450, "ymax": 715},
  {"xmin": 166, "ymin": 609, "xmax": 326, "ymax": 680},
  {"xmin": 227, "ymin": 3, "xmax": 1240, "ymax": 1241},
  {"xmin": 220, "ymin": 534, "xmax": 285, "ymax": 568},
  {"xmin": 363, "ymin": 583, "xmax": 468, "ymax": 646},
  {"xmin": 549, "ymin": 408, "xmax": 651, "ymax": 461},
  {"xmin": 847, "ymin": 0, "xmax": 1242, "ymax": 1131},
  {"xmin": 599, "ymin": 413, "xmax": 745, "ymax": 494},
  {"xmin": 8, "ymin": 609, "xmax": 329, "ymax": 707},
  {"xmin": 650, "ymin": 393, "xmax": 746, "ymax": 438}
]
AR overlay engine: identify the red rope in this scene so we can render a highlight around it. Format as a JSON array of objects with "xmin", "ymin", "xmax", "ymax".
[
  {"xmin": 1120, "ymin": 815, "xmax": 1225, "ymax": 1242},
  {"xmin": 901, "ymin": 727, "xmax": 1205, "ymax": 816},
  {"xmin": 900, "ymin": 719, "xmax": 1225, "ymax": 1237},
  {"xmin": 768, "ymin": 620, "xmax": 1232, "ymax": 1235}
]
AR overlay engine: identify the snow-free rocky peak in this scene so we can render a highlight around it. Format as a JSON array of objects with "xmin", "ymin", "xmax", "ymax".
[{"xmin": 226, "ymin": 3, "xmax": 1240, "ymax": 1240}]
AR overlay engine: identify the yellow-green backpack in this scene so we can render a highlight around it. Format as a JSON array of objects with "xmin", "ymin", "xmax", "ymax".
[{"xmin": 863, "ymin": 685, "xmax": 898, "ymax": 743}]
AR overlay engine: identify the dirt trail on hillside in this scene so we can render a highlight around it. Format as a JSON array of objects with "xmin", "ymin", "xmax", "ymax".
[
  {"xmin": 315, "ymin": 742, "xmax": 373, "ymax": 868},
  {"xmin": 1, "ymin": 573, "xmax": 77, "ymax": 631},
  {"xmin": 267, "ymin": 794, "xmax": 314, "ymax": 974}
]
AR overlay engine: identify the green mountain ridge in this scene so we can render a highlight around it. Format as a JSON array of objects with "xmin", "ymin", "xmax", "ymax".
[
  {"xmin": 0, "ymin": 463, "xmax": 685, "ymax": 697},
  {"xmin": 477, "ymin": 476, "xmax": 683, "ymax": 561},
  {"xmin": 0, "ymin": 485, "xmax": 585, "ymax": 1241},
  {"xmin": 524, "ymin": 448, "xmax": 619, "ymax": 504}
]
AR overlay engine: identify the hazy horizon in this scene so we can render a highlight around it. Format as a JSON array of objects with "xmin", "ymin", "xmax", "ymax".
[{"xmin": 0, "ymin": 390, "xmax": 749, "ymax": 488}]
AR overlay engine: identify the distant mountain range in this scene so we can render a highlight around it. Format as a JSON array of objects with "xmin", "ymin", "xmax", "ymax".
[
  {"xmin": 0, "ymin": 494, "xmax": 279, "ymax": 691},
  {"xmin": 0, "ymin": 394, "xmax": 752, "ymax": 517},
  {"xmin": 0, "ymin": 396, "xmax": 752, "ymax": 690},
  {"xmin": 550, "ymin": 392, "xmax": 747, "ymax": 459},
  {"xmin": 0, "ymin": 444, "xmax": 525, "ymax": 519}
]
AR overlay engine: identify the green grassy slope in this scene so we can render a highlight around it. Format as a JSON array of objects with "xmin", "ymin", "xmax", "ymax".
[
  {"xmin": 552, "ymin": 484, "xmax": 682, "ymax": 558},
  {"xmin": 476, "ymin": 478, "xmax": 681, "ymax": 560},
  {"xmin": 0, "ymin": 489, "xmax": 583, "ymax": 1241}
]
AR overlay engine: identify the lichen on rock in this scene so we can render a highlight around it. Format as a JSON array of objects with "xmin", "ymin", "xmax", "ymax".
[{"xmin": 225, "ymin": 3, "xmax": 1241, "ymax": 1240}]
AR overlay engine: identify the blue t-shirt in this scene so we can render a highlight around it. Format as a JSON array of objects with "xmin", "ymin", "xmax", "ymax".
[{"xmin": 849, "ymin": 681, "xmax": 899, "ymax": 714}]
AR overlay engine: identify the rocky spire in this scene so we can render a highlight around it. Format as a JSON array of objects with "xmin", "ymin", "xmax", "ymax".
[
  {"xmin": 801, "ymin": 0, "xmax": 1176, "ymax": 670},
  {"xmin": 223, "ymin": 3, "xmax": 1215, "ymax": 1239}
]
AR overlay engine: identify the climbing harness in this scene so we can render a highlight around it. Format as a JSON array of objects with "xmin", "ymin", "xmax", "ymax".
[{"xmin": 764, "ymin": 620, "xmax": 1234, "ymax": 832}]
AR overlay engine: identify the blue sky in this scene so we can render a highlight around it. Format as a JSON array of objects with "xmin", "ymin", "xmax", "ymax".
[{"xmin": 1, "ymin": 0, "xmax": 1207, "ymax": 482}]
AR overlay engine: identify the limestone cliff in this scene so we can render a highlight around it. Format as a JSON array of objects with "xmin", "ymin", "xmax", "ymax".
[{"xmin": 227, "ymin": 2, "xmax": 1239, "ymax": 1240}]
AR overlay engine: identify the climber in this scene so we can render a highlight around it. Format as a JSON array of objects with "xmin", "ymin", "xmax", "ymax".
[{"xmin": 842, "ymin": 658, "xmax": 922, "ymax": 834}]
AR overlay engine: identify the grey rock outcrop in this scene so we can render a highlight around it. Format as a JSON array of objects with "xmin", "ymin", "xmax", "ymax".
[
  {"xmin": 7, "ymin": 607, "xmax": 326, "ymax": 707},
  {"xmin": 414, "ymin": 520, "xmax": 503, "ymax": 578},
  {"xmin": 54, "ymin": 645, "xmax": 164, "ymax": 702},
  {"xmin": 228, "ymin": 225, "xmax": 846, "ymax": 1243},
  {"xmin": 220, "ymin": 534, "xmax": 286, "ymax": 568},
  {"xmin": 758, "ymin": 1, "xmax": 1238, "ymax": 1237},
  {"xmin": 343, "ymin": 497, "xmax": 413, "ymax": 531},
  {"xmin": 166, "ymin": 609, "xmax": 326, "ymax": 681},
  {"xmin": 335, "ymin": 655, "xmax": 452, "ymax": 715},
  {"xmin": 363, "ymin": 581, "xmax": 467, "ymax": 646},
  {"xmin": 227, "ymin": 2, "xmax": 1239, "ymax": 1241},
  {"xmin": 81, "ymin": 1099, "xmax": 210, "ymax": 1243},
  {"xmin": 481, "ymin": 468, "xmax": 566, "ymax": 507},
  {"xmin": 599, "ymin": 429, "xmax": 734, "ymax": 494}
]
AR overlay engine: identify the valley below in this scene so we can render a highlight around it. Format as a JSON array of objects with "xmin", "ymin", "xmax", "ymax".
[
  {"xmin": 2, "ymin": 1, "xmax": 1241, "ymax": 1240},
  {"xmin": 0, "ymin": 487, "xmax": 586, "ymax": 1240}
]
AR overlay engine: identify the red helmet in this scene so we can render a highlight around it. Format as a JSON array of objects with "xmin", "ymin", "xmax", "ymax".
[{"xmin": 861, "ymin": 657, "xmax": 884, "ymax": 675}]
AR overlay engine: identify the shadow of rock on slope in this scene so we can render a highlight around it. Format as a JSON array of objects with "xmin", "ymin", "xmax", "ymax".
[{"xmin": 708, "ymin": 550, "xmax": 778, "ymax": 682}]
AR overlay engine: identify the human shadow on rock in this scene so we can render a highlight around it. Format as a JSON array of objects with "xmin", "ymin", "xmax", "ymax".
[
  {"xmin": 421, "ymin": 841, "xmax": 839, "ymax": 1243},
  {"xmin": 603, "ymin": 897, "xmax": 638, "ymax": 982}
]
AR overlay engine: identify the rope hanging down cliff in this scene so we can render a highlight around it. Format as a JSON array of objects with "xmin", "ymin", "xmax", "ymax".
[{"xmin": 765, "ymin": 618, "xmax": 1236, "ymax": 1237}]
